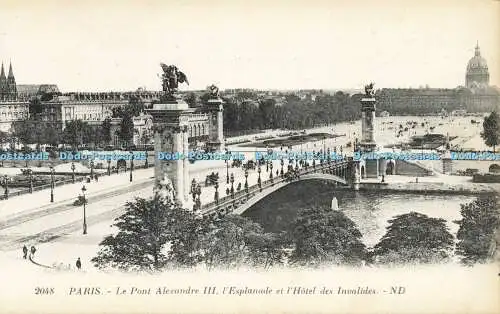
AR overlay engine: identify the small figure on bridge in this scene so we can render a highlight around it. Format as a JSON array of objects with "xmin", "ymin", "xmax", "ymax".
[
  {"xmin": 22, "ymin": 245, "xmax": 28, "ymax": 259},
  {"xmin": 30, "ymin": 245, "xmax": 36, "ymax": 259},
  {"xmin": 76, "ymin": 257, "xmax": 81, "ymax": 270}
]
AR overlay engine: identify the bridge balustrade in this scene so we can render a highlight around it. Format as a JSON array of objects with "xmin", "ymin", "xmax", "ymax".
[{"xmin": 201, "ymin": 160, "xmax": 352, "ymax": 216}]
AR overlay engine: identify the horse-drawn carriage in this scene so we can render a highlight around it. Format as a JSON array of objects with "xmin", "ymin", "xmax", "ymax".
[{"xmin": 205, "ymin": 172, "xmax": 219, "ymax": 186}]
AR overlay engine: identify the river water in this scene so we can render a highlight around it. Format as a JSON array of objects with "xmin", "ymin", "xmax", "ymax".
[{"xmin": 242, "ymin": 180, "xmax": 476, "ymax": 247}]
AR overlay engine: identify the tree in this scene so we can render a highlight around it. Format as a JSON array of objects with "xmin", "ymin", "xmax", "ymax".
[
  {"xmin": 100, "ymin": 117, "xmax": 112, "ymax": 144},
  {"xmin": 63, "ymin": 120, "xmax": 93, "ymax": 149},
  {"xmin": 481, "ymin": 111, "xmax": 500, "ymax": 152},
  {"xmin": 11, "ymin": 120, "xmax": 33, "ymax": 145},
  {"xmin": 198, "ymin": 214, "xmax": 286, "ymax": 270},
  {"xmin": 185, "ymin": 92, "xmax": 198, "ymax": 107},
  {"xmin": 127, "ymin": 95, "xmax": 145, "ymax": 117},
  {"xmin": 43, "ymin": 125, "xmax": 61, "ymax": 146},
  {"xmin": 288, "ymin": 207, "xmax": 367, "ymax": 267},
  {"xmin": 119, "ymin": 113, "xmax": 134, "ymax": 146},
  {"xmin": 92, "ymin": 194, "xmax": 176, "ymax": 272},
  {"xmin": 372, "ymin": 212, "xmax": 454, "ymax": 265},
  {"xmin": 454, "ymin": 196, "xmax": 500, "ymax": 265}
]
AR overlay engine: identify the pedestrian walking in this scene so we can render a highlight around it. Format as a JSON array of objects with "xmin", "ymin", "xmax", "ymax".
[
  {"xmin": 22, "ymin": 245, "xmax": 28, "ymax": 259},
  {"xmin": 76, "ymin": 257, "xmax": 81, "ymax": 270},
  {"xmin": 30, "ymin": 245, "xmax": 36, "ymax": 259},
  {"xmin": 95, "ymin": 174, "xmax": 99, "ymax": 182}
]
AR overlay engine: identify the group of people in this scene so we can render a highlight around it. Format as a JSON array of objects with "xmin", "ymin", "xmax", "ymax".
[
  {"xmin": 22, "ymin": 245, "xmax": 36, "ymax": 260},
  {"xmin": 86, "ymin": 173, "xmax": 99, "ymax": 183},
  {"xmin": 22, "ymin": 245, "xmax": 82, "ymax": 270}
]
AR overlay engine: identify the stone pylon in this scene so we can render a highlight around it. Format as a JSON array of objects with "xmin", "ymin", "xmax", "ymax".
[{"xmin": 147, "ymin": 99, "xmax": 191, "ymax": 207}]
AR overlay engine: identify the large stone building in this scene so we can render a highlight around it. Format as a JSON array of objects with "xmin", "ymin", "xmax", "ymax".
[
  {"xmin": 376, "ymin": 43, "xmax": 500, "ymax": 115},
  {"xmin": 466, "ymin": 42, "xmax": 489, "ymax": 88}
]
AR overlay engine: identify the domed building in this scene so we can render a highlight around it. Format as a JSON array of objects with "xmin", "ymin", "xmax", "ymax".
[{"xmin": 466, "ymin": 42, "xmax": 490, "ymax": 88}]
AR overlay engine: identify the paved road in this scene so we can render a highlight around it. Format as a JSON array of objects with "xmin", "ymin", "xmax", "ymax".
[
  {"xmin": 0, "ymin": 205, "xmax": 126, "ymax": 251},
  {"xmin": 0, "ymin": 180, "xmax": 154, "ymax": 231}
]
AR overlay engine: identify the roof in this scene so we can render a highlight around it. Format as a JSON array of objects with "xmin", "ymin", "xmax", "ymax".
[{"xmin": 16, "ymin": 84, "xmax": 60, "ymax": 95}]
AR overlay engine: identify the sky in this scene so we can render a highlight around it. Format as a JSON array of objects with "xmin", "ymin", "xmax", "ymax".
[{"xmin": 0, "ymin": 0, "xmax": 499, "ymax": 92}]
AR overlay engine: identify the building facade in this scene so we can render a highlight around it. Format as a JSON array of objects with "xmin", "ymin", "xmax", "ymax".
[{"xmin": 376, "ymin": 43, "xmax": 500, "ymax": 114}]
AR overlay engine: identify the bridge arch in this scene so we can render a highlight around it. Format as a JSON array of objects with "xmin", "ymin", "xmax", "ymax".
[{"xmin": 224, "ymin": 173, "xmax": 349, "ymax": 216}]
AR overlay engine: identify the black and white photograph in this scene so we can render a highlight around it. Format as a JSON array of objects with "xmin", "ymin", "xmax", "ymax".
[{"xmin": 0, "ymin": 0, "xmax": 499, "ymax": 313}]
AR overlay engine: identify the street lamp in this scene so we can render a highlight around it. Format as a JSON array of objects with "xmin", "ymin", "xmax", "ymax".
[
  {"xmin": 90, "ymin": 160, "xmax": 94, "ymax": 179},
  {"xmin": 71, "ymin": 162, "xmax": 76, "ymax": 183},
  {"xmin": 107, "ymin": 159, "xmax": 111, "ymax": 176},
  {"xmin": 145, "ymin": 150, "xmax": 149, "ymax": 168},
  {"xmin": 26, "ymin": 169, "xmax": 33, "ymax": 193},
  {"xmin": 1, "ymin": 175, "xmax": 10, "ymax": 199},
  {"xmin": 269, "ymin": 162, "xmax": 273, "ymax": 183},
  {"xmin": 191, "ymin": 179, "xmax": 197, "ymax": 202},
  {"xmin": 81, "ymin": 185, "xmax": 87, "ymax": 235},
  {"xmin": 257, "ymin": 164, "xmax": 262, "ymax": 192},
  {"xmin": 214, "ymin": 177, "xmax": 219, "ymax": 205},
  {"xmin": 230, "ymin": 173, "xmax": 234, "ymax": 199},
  {"xmin": 195, "ymin": 183, "xmax": 202, "ymax": 210},
  {"xmin": 225, "ymin": 149, "xmax": 230, "ymax": 184},
  {"xmin": 129, "ymin": 151, "xmax": 134, "ymax": 182},
  {"xmin": 244, "ymin": 168, "xmax": 249, "ymax": 194},
  {"xmin": 50, "ymin": 166, "xmax": 55, "ymax": 203}
]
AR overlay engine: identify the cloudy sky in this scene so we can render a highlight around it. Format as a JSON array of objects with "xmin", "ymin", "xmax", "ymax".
[{"xmin": 0, "ymin": 0, "xmax": 498, "ymax": 92}]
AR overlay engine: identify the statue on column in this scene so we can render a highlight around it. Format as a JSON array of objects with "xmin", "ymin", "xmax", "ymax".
[
  {"xmin": 160, "ymin": 63, "xmax": 189, "ymax": 100},
  {"xmin": 364, "ymin": 82, "xmax": 375, "ymax": 97},
  {"xmin": 207, "ymin": 84, "xmax": 220, "ymax": 98}
]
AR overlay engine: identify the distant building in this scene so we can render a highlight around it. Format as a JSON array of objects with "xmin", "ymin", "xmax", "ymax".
[
  {"xmin": 376, "ymin": 43, "xmax": 500, "ymax": 114},
  {"xmin": 466, "ymin": 42, "xmax": 489, "ymax": 88}
]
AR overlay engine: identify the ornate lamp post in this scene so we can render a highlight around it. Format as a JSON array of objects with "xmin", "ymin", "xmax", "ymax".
[
  {"xmin": 225, "ymin": 149, "xmax": 230, "ymax": 184},
  {"xmin": 230, "ymin": 173, "xmax": 234, "ymax": 199},
  {"xmin": 1, "ymin": 175, "xmax": 10, "ymax": 199},
  {"xmin": 81, "ymin": 185, "xmax": 87, "ymax": 235},
  {"xmin": 90, "ymin": 160, "xmax": 94, "ymax": 179},
  {"xmin": 244, "ymin": 168, "xmax": 249, "ymax": 194},
  {"xmin": 107, "ymin": 159, "xmax": 111, "ymax": 176},
  {"xmin": 214, "ymin": 178, "xmax": 219, "ymax": 205},
  {"xmin": 269, "ymin": 162, "xmax": 274, "ymax": 183},
  {"xmin": 71, "ymin": 162, "xmax": 76, "ymax": 183},
  {"xmin": 257, "ymin": 164, "xmax": 262, "ymax": 192},
  {"xmin": 129, "ymin": 151, "xmax": 134, "ymax": 182},
  {"xmin": 50, "ymin": 166, "xmax": 55, "ymax": 203},
  {"xmin": 191, "ymin": 179, "xmax": 197, "ymax": 202},
  {"xmin": 195, "ymin": 183, "xmax": 202, "ymax": 210},
  {"xmin": 26, "ymin": 169, "xmax": 33, "ymax": 193}
]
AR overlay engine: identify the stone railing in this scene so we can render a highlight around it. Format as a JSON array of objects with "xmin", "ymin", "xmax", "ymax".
[
  {"xmin": 201, "ymin": 161, "xmax": 351, "ymax": 216},
  {"xmin": 0, "ymin": 163, "xmax": 155, "ymax": 201}
]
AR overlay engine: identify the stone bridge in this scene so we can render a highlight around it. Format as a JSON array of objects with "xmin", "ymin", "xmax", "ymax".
[{"xmin": 201, "ymin": 160, "xmax": 356, "ymax": 219}]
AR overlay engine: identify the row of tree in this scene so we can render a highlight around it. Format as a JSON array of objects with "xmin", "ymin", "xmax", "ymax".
[
  {"xmin": 220, "ymin": 92, "xmax": 362, "ymax": 135},
  {"xmin": 91, "ymin": 194, "xmax": 499, "ymax": 272},
  {"xmin": 8, "ymin": 96, "xmax": 149, "ymax": 149}
]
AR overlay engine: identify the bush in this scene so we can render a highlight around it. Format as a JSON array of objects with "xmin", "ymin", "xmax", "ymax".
[{"xmin": 488, "ymin": 164, "xmax": 500, "ymax": 173}]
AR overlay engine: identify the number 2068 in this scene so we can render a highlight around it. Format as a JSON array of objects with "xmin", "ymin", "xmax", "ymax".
[{"xmin": 34, "ymin": 287, "xmax": 55, "ymax": 295}]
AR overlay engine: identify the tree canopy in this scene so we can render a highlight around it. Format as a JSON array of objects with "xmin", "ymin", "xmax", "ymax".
[
  {"xmin": 372, "ymin": 212, "xmax": 454, "ymax": 265},
  {"xmin": 455, "ymin": 196, "xmax": 500, "ymax": 265},
  {"xmin": 481, "ymin": 111, "xmax": 500, "ymax": 151},
  {"xmin": 288, "ymin": 207, "xmax": 367, "ymax": 267}
]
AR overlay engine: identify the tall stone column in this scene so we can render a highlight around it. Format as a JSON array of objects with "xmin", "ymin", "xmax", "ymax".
[
  {"xmin": 182, "ymin": 125, "xmax": 190, "ymax": 202},
  {"xmin": 204, "ymin": 91, "xmax": 224, "ymax": 151},
  {"xmin": 359, "ymin": 84, "xmax": 379, "ymax": 179},
  {"xmin": 148, "ymin": 100, "xmax": 191, "ymax": 208}
]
